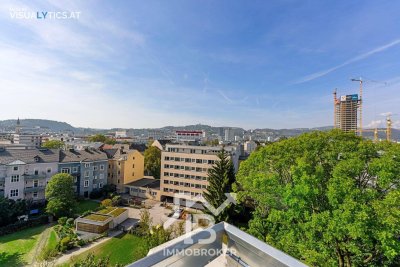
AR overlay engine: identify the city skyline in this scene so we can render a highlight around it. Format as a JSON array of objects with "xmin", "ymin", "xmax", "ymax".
[{"xmin": 1, "ymin": 0, "xmax": 400, "ymax": 129}]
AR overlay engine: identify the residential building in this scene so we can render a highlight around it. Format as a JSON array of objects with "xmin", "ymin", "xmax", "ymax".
[
  {"xmin": 160, "ymin": 144, "xmax": 240, "ymax": 202},
  {"xmin": 175, "ymin": 131, "xmax": 205, "ymax": 142},
  {"xmin": 13, "ymin": 134, "xmax": 43, "ymax": 147},
  {"xmin": 128, "ymin": 222, "xmax": 307, "ymax": 267},
  {"xmin": 244, "ymin": 140, "xmax": 257, "ymax": 154},
  {"xmin": 0, "ymin": 147, "xmax": 59, "ymax": 201},
  {"xmin": 59, "ymin": 148, "xmax": 108, "ymax": 198},
  {"xmin": 151, "ymin": 139, "xmax": 173, "ymax": 151},
  {"xmin": 104, "ymin": 144, "xmax": 144, "ymax": 192}
]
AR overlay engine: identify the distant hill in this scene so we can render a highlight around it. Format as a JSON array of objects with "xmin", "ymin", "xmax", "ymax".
[
  {"xmin": 0, "ymin": 119, "xmax": 77, "ymax": 132},
  {"xmin": 0, "ymin": 119, "xmax": 398, "ymax": 141}
]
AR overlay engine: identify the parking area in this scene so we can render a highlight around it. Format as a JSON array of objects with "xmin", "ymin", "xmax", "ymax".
[{"xmin": 125, "ymin": 201, "xmax": 172, "ymax": 225}]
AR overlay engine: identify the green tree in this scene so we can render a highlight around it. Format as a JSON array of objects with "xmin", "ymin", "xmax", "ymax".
[
  {"xmin": 88, "ymin": 134, "xmax": 116, "ymax": 145},
  {"xmin": 144, "ymin": 146, "xmax": 161, "ymax": 179},
  {"xmin": 42, "ymin": 140, "xmax": 65, "ymax": 149},
  {"xmin": 203, "ymin": 148, "xmax": 236, "ymax": 223},
  {"xmin": 237, "ymin": 130, "xmax": 400, "ymax": 266},
  {"xmin": 45, "ymin": 173, "xmax": 77, "ymax": 218}
]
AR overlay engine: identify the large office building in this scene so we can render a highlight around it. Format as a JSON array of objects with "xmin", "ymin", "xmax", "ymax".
[
  {"xmin": 334, "ymin": 91, "xmax": 359, "ymax": 133},
  {"xmin": 160, "ymin": 143, "xmax": 240, "ymax": 202}
]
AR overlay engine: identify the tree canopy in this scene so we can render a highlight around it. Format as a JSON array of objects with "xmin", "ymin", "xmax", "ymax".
[
  {"xmin": 88, "ymin": 134, "xmax": 116, "ymax": 145},
  {"xmin": 237, "ymin": 130, "xmax": 400, "ymax": 266},
  {"xmin": 144, "ymin": 146, "xmax": 161, "ymax": 179},
  {"xmin": 45, "ymin": 173, "xmax": 77, "ymax": 218},
  {"xmin": 42, "ymin": 140, "xmax": 65, "ymax": 149}
]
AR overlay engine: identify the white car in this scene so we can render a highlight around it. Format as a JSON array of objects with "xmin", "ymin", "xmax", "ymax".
[{"xmin": 172, "ymin": 209, "xmax": 183, "ymax": 219}]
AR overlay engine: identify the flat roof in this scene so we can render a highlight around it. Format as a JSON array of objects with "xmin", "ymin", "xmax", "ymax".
[{"xmin": 126, "ymin": 178, "xmax": 160, "ymax": 189}]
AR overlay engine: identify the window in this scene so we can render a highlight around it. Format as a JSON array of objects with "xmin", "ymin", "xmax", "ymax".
[
  {"xmin": 33, "ymin": 180, "xmax": 39, "ymax": 187},
  {"xmin": 13, "ymin": 166, "xmax": 19, "ymax": 171},
  {"xmin": 100, "ymin": 165, "xmax": 105, "ymax": 170},
  {"xmin": 94, "ymin": 166, "xmax": 98, "ymax": 171},
  {"xmin": 11, "ymin": 175, "xmax": 19, "ymax": 182},
  {"xmin": 72, "ymin": 167, "xmax": 78, "ymax": 173},
  {"xmin": 85, "ymin": 163, "xmax": 90, "ymax": 168},
  {"xmin": 74, "ymin": 177, "xmax": 77, "ymax": 183},
  {"xmin": 84, "ymin": 180, "xmax": 89, "ymax": 187},
  {"xmin": 99, "ymin": 174, "xmax": 104, "ymax": 179},
  {"xmin": 33, "ymin": 191, "xmax": 38, "ymax": 198},
  {"xmin": 132, "ymin": 156, "xmax": 135, "ymax": 160},
  {"xmin": 99, "ymin": 183, "xmax": 103, "ymax": 188},
  {"xmin": 132, "ymin": 164, "xmax": 135, "ymax": 168},
  {"xmin": 10, "ymin": 189, "xmax": 18, "ymax": 197},
  {"xmin": 132, "ymin": 172, "xmax": 135, "ymax": 176},
  {"xmin": 117, "ymin": 179, "xmax": 120, "ymax": 184},
  {"xmin": 151, "ymin": 192, "xmax": 157, "ymax": 196},
  {"xmin": 94, "ymin": 175, "xmax": 98, "ymax": 180},
  {"xmin": 47, "ymin": 168, "xmax": 52, "ymax": 173},
  {"xmin": 34, "ymin": 169, "xmax": 39, "ymax": 175},
  {"xmin": 84, "ymin": 171, "xmax": 89, "ymax": 177},
  {"xmin": 61, "ymin": 168, "xmax": 70, "ymax": 174}
]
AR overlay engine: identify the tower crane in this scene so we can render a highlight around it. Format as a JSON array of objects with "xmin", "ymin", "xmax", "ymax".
[{"xmin": 350, "ymin": 77, "xmax": 387, "ymax": 138}]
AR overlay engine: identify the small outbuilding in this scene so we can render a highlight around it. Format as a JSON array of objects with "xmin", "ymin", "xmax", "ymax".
[{"xmin": 75, "ymin": 207, "xmax": 128, "ymax": 234}]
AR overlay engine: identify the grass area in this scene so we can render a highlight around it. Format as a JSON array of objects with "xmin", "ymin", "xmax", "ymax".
[
  {"xmin": 83, "ymin": 214, "xmax": 110, "ymax": 222},
  {"xmin": 0, "ymin": 224, "xmax": 48, "ymax": 266},
  {"xmin": 76, "ymin": 200, "xmax": 100, "ymax": 215},
  {"xmin": 97, "ymin": 207, "xmax": 126, "ymax": 217},
  {"xmin": 46, "ymin": 228, "xmax": 58, "ymax": 251},
  {"xmin": 68, "ymin": 233, "xmax": 149, "ymax": 266}
]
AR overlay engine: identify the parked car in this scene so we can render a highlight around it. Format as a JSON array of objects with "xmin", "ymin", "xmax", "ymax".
[{"xmin": 172, "ymin": 209, "xmax": 183, "ymax": 219}]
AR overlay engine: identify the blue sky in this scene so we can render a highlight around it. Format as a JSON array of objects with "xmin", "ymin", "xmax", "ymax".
[{"xmin": 0, "ymin": 0, "xmax": 399, "ymax": 129}]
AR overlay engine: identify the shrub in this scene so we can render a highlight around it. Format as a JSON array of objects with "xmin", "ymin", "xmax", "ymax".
[
  {"xmin": 66, "ymin": 218, "xmax": 75, "ymax": 227},
  {"xmin": 101, "ymin": 199, "xmax": 112, "ymax": 208},
  {"xmin": 77, "ymin": 239, "xmax": 87, "ymax": 246},
  {"xmin": 58, "ymin": 217, "xmax": 68, "ymax": 226},
  {"xmin": 0, "ymin": 215, "xmax": 48, "ymax": 237}
]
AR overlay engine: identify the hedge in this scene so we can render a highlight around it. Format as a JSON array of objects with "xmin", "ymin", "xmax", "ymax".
[{"xmin": 0, "ymin": 215, "xmax": 49, "ymax": 236}]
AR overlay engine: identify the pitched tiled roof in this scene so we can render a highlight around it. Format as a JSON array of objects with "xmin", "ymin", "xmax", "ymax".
[
  {"xmin": 59, "ymin": 148, "xmax": 108, "ymax": 163},
  {"xmin": 0, "ymin": 148, "xmax": 59, "ymax": 164}
]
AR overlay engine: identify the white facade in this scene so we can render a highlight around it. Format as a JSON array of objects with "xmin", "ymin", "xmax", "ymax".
[
  {"xmin": 244, "ymin": 140, "xmax": 257, "ymax": 154},
  {"xmin": 1, "ymin": 159, "xmax": 58, "ymax": 201},
  {"xmin": 13, "ymin": 134, "xmax": 42, "ymax": 147}
]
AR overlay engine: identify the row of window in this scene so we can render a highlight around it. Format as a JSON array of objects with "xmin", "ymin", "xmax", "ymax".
[
  {"xmin": 9, "ymin": 189, "xmax": 39, "ymax": 198},
  {"xmin": 164, "ymin": 156, "xmax": 215, "ymax": 165},
  {"xmin": 11, "ymin": 166, "xmax": 53, "ymax": 173},
  {"xmin": 61, "ymin": 165, "xmax": 105, "ymax": 174},
  {"xmin": 163, "ymin": 164, "xmax": 209, "ymax": 173},
  {"xmin": 83, "ymin": 180, "xmax": 104, "ymax": 188},
  {"xmin": 167, "ymin": 147, "xmax": 220, "ymax": 154},
  {"xmin": 163, "ymin": 179, "xmax": 207, "ymax": 189},
  {"xmin": 162, "ymin": 188, "xmax": 204, "ymax": 197},
  {"xmin": 163, "ymin": 172, "xmax": 207, "ymax": 181}
]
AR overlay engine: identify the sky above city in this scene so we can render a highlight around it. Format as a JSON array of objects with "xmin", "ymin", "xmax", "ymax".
[{"xmin": 0, "ymin": 0, "xmax": 399, "ymax": 129}]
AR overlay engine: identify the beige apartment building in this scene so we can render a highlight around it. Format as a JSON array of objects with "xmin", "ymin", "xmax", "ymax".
[
  {"xmin": 104, "ymin": 144, "xmax": 144, "ymax": 192},
  {"xmin": 160, "ymin": 144, "xmax": 240, "ymax": 202}
]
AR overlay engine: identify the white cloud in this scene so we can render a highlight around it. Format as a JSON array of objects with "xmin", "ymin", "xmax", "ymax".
[{"xmin": 294, "ymin": 38, "xmax": 400, "ymax": 84}]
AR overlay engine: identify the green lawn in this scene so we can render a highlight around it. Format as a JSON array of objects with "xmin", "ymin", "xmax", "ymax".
[
  {"xmin": 0, "ymin": 224, "xmax": 48, "ymax": 266},
  {"xmin": 76, "ymin": 200, "xmax": 100, "ymax": 215},
  {"xmin": 69, "ymin": 233, "xmax": 149, "ymax": 266},
  {"xmin": 46, "ymin": 228, "xmax": 58, "ymax": 251}
]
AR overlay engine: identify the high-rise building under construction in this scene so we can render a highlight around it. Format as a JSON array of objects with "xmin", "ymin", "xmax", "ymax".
[{"xmin": 333, "ymin": 90, "xmax": 360, "ymax": 133}]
